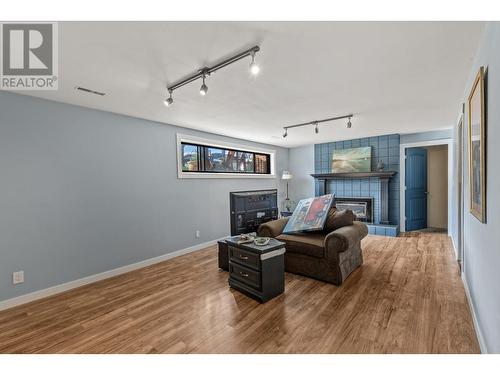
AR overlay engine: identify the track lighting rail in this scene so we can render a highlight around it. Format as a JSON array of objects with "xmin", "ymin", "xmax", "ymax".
[
  {"xmin": 167, "ymin": 45, "xmax": 260, "ymax": 93},
  {"xmin": 282, "ymin": 114, "xmax": 354, "ymax": 138},
  {"xmin": 283, "ymin": 114, "xmax": 353, "ymax": 130}
]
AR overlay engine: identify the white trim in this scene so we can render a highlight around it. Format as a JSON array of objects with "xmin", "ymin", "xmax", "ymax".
[
  {"xmin": 457, "ymin": 109, "xmax": 466, "ymax": 276},
  {"xmin": 176, "ymin": 133, "xmax": 276, "ymax": 179},
  {"xmin": 399, "ymin": 138, "xmax": 453, "ymax": 233},
  {"xmin": 450, "ymin": 234, "xmax": 458, "ymax": 259},
  {"xmin": 461, "ymin": 273, "xmax": 488, "ymax": 353},
  {"xmin": 0, "ymin": 237, "xmax": 225, "ymax": 312}
]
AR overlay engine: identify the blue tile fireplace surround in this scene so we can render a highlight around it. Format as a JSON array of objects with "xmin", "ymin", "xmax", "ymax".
[{"xmin": 313, "ymin": 134, "xmax": 400, "ymax": 236}]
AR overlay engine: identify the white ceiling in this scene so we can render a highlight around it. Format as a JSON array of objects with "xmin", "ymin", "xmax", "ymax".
[{"xmin": 19, "ymin": 22, "xmax": 484, "ymax": 147}]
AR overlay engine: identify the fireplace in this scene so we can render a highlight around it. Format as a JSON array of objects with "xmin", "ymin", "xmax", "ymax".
[
  {"xmin": 335, "ymin": 197, "xmax": 374, "ymax": 223},
  {"xmin": 311, "ymin": 172, "xmax": 396, "ymax": 224}
]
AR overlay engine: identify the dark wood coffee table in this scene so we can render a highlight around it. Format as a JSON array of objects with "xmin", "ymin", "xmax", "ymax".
[{"xmin": 224, "ymin": 236, "xmax": 286, "ymax": 303}]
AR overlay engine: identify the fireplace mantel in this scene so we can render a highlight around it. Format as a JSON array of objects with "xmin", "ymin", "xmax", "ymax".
[
  {"xmin": 310, "ymin": 171, "xmax": 397, "ymax": 179},
  {"xmin": 311, "ymin": 171, "xmax": 397, "ymax": 225}
]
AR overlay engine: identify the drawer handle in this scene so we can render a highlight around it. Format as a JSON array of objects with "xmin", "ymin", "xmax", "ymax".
[
  {"xmin": 239, "ymin": 255, "xmax": 249, "ymax": 260},
  {"xmin": 240, "ymin": 271, "xmax": 249, "ymax": 277}
]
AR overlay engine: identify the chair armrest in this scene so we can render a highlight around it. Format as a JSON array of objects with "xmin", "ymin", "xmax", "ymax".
[
  {"xmin": 257, "ymin": 218, "xmax": 289, "ymax": 238},
  {"xmin": 324, "ymin": 221, "xmax": 368, "ymax": 257}
]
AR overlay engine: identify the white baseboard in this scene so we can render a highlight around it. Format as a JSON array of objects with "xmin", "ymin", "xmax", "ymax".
[
  {"xmin": 450, "ymin": 234, "xmax": 458, "ymax": 259},
  {"xmin": 461, "ymin": 273, "xmax": 488, "ymax": 353},
  {"xmin": 0, "ymin": 237, "xmax": 225, "ymax": 312}
]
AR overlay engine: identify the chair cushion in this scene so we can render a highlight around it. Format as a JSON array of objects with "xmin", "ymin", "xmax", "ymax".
[
  {"xmin": 276, "ymin": 232, "xmax": 326, "ymax": 258},
  {"xmin": 323, "ymin": 208, "xmax": 355, "ymax": 233},
  {"xmin": 323, "ymin": 206, "xmax": 338, "ymax": 229}
]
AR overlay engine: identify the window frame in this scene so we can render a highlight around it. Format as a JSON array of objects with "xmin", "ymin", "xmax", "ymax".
[{"xmin": 177, "ymin": 133, "xmax": 276, "ymax": 179}]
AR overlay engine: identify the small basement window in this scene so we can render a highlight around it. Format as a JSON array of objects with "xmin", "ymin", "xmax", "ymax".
[{"xmin": 177, "ymin": 134, "xmax": 275, "ymax": 178}]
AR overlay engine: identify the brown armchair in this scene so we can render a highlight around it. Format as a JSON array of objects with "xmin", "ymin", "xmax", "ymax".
[{"xmin": 258, "ymin": 218, "xmax": 368, "ymax": 285}]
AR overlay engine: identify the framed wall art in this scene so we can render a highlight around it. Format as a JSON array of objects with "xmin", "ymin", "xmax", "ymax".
[
  {"xmin": 331, "ymin": 146, "xmax": 371, "ymax": 173},
  {"xmin": 468, "ymin": 66, "xmax": 487, "ymax": 223}
]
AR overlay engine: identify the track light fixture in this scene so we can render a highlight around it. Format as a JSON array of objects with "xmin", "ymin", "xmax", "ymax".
[
  {"xmin": 199, "ymin": 75, "xmax": 208, "ymax": 96},
  {"xmin": 249, "ymin": 51, "xmax": 260, "ymax": 75},
  {"xmin": 282, "ymin": 114, "xmax": 354, "ymax": 138},
  {"xmin": 165, "ymin": 45, "xmax": 260, "ymax": 107},
  {"xmin": 164, "ymin": 90, "xmax": 173, "ymax": 107}
]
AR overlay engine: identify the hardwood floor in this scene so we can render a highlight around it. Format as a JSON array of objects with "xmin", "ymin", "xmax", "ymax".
[{"xmin": 0, "ymin": 232, "xmax": 479, "ymax": 353}]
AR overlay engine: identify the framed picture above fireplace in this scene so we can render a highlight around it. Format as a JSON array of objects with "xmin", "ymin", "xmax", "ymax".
[{"xmin": 332, "ymin": 147, "xmax": 371, "ymax": 173}]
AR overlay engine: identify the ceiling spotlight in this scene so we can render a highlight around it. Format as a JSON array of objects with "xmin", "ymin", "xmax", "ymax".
[
  {"xmin": 166, "ymin": 45, "xmax": 260, "ymax": 104},
  {"xmin": 199, "ymin": 75, "xmax": 208, "ymax": 96},
  {"xmin": 283, "ymin": 114, "xmax": 353, "ymax": 137},
  {"xmin": 283, "ymin": 129, "xmax": 288, "ymax": 138},
  {"xmin": 164, "ymin": 91, "xmax": 173, "ymax": 107},
  {"xmin": 249, "ymin": 51, "xmax": 260, "ymax": 75}
]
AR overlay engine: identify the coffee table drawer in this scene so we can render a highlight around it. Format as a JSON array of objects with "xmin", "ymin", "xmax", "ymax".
[
  {"xmin": 229, "ymin": 262, "xmax": 261, "ymax": 290},
  {"xmin": 229, "ymin": 246, "xmax": 260, "ymax": 270}
]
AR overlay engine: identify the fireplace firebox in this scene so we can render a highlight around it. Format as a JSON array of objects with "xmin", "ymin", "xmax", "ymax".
[{"xmin": 335, "ymin": 197, "xmax": 374, "ymax": 223}]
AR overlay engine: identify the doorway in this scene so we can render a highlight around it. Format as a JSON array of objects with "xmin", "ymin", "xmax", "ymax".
[
  {"xmin": 400, "ymin": 139, "xmax": 452, "ymax": 234},
  {"xmin": 405, "ymin": 147, "xmax": 428, "ymax": 231},
  {"xmin": 424, "ymin": 145, "xmax": 449, "ymax": 232}
]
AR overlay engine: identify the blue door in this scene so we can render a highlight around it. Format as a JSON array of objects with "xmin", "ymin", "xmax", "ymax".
[{"xmin": 405, "ymin": 148, "xmax": 427, "ymax": 231}]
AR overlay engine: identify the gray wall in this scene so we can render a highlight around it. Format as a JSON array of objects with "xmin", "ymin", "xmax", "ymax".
[
  {"xmin": 288, "ymin": 145, "xmax": 315, "ymax": 202},
  {"xmin": 400, "ymin": 128, "xmax": 452, "ymax": 144},
  {"xmin": 0, "ymin": 92, "xmax": 289, "ymax": 301},
  {"xmin": 453, "ymin": 22, "xmax": 500, "ymax": 353}
]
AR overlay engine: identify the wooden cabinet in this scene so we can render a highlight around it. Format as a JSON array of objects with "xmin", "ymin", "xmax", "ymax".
[{"xmin": 224, "ymin": 237, "xmax": 285, "ymax": 303}]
